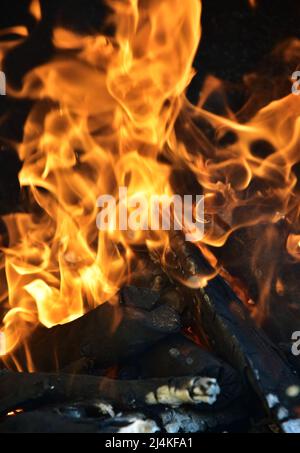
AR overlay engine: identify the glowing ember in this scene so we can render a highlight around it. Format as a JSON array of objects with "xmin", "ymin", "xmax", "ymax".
[
  {"xmin": 287, "ymin": 234, "xmax": 300, "ymax": 260},
  {"xmin": 248, "ymin": 0, "xmax": 258, "ymax": 8}
]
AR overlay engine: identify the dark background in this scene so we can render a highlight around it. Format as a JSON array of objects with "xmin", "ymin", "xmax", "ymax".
[{"xmin": 192, "ymin": 0, "xmax": 300, "ymax": 98}]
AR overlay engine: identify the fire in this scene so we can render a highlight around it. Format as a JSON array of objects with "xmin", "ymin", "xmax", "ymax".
[
  {"xmin": 29, "ymin": 0, "xmax": 42, "ymax": 22},
  {"xmin": 287, "ymin": 234, "xmax": 300, "ymax": 261},
  {"xmin": 0, "ymin": 0, "xmax": 300, "ymax": 361},
  {"xmin": 248, "ymin": 0, "xmax": 258, "ymax": 8},
  {"xmin": 0, "ymin": 0, "xmax": 201, "ymax": 356},
  {"xmin": 7, "ymin": 409, "xmax": 23, "ymax": 417}
]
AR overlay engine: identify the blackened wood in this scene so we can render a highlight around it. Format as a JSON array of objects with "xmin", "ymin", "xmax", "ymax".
[
  {"xmin": 0, "ymin": 403, "xmax": 250, "ymax": 433},
  {"xmin": 198, "ymin": 279, "xmax": 300, "ymax": 432},
  {"xmin": 121, "ymin": 285, "xmax": 160, "ymax": 311},
  {"xmin": 197, "ymin": 263, "xmax": 300, "ymax": 432},
  {"xmin": 1, "ymin": 289, "xmax": 181, "ymax": 372},
  {"xmin": 0, "ymin": 411, "xmax": 106, "ymax": 433},
  {"xmin": 123, "ymin": 333, "xmax": 243, "ymax": 410},
  {"xmin": 164, "ymin": 233, "xmax": 300, "ymax": 432},
  {"xmin": 212, "ymin": 223, "xmax": 300, "ymax": 359},
  {"xmin": 160, "ymin": 402, "xmax": 250, "ymax": 433},
  {"xmin": 41, "ymin": 399, "xmax": 249, "ymax": 433},
  {"xmin": 0, "ymin": 410, "xmax": 158, "ymax": 433},
  {"xmin": 0, "ymin": 371, "xmax": 219, "ymax": 416}
]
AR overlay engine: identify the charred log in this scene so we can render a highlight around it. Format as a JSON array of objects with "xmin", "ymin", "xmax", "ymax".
[
  {"xmin": 0, "ymin": 401, "xmax": 251, "ymax": 434},
  {"xmin": 161, "ymin": 232, "xmax": 300, "ymax": 432},
  {"xmin": 159, "ymin": 402, "xmax": 249, "ymax": 433},
  {"xmin": 1, "ymin": 287, "xmax": 182, "ymax": 372},
  {"xmin": 0, "ymin": 370, "xmax": 220, "ymax": 417},
  {"xmin": 120, "ymin": 333, "xmax": 244, "ymax": 410},
  {"xmin": 198, "ymin": 278, "xmax": 300, "ymax": 433},
  {"xmin": 0, "ymin": 409, "xmax": 159, "ymax": 434},
  {"xmin": 212, "ymin": 222, "xmax": 300, "ymax": 352}
]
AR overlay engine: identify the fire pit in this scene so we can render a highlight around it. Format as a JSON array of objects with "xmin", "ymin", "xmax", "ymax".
[{"xmin": 0, "ymin": 0, "xmax": 300, "ymax": 434}]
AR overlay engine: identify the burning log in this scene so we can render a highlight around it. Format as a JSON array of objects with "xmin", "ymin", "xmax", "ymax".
[
  {"xmin": 159, "ymin": 402, "xmax": 249, "ymax": 433},
  {"xmin": 121, "ymin": 333, "xmax": 244, "ymax": 410},
  {"xmin": 1, "ymin": 287, "xmax": 182, "ymax": 372},
  {"xmin": 161, "ymin": 232, "xmax": 300, "ymax": 432},
  {"xmin": 0, "ymin": 400, "xmax": 251, "ymax": 434},
  {"xmin": 0, "ymin": 409, "xmax": 160, "ymax": 434},
  {"xmin": 198, "ymin": 279, "xmax": 300, "ymax": 433},
  {"xmin": 0, "ymin": 370, "xmax": 220, "ymax": 417},
  {"xmin": 0, "ymin": 401, "xmax": 250, "ymax": 434},
  {"xmin": 212, "ymin": 222, "xmax": 300, "ymax": 352}
]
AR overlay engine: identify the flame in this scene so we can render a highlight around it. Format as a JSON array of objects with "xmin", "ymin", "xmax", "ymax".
[
  {"xmin": 248, "ymin": 0, "xmax": 258, "ymax": 8},
  {"xmin": 7, "ymin": 409, "xmax": 24, "ymax": 417},
  {"xmin": 0, "ymin": 0, "xmax": 300, "ymax": 359},
  {"xmin": 29, "ymin": 0, "xmax": 42, "ymax": 22},
  {"xmin": 0, "ymin": 0, "xmax": 201, "ymax": 356},
  {"xmin": 287, "ymin": 234, "xmax": 300, "ymax": 261}
]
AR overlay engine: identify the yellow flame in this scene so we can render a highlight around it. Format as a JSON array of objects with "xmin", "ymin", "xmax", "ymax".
[
  {"xmin": 0, "ymin": 0, "xmax": 202, "ymax": 354},
  {"xmin": 29, "ymin": 0, "xmax": 42, "ymax": 21}
]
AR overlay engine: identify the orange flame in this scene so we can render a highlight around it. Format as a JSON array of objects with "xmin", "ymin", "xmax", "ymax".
[
  {"xmin": 0, "ymin": 0, "xmax": 300, "ymax": 358},
  {"xmin": 29, "ymin": 0, "xmax": 42, "ymax": 22},
  {"xmin": 248, "ymin": 0, "xmax": 258, "ymax": 8},
  {"xmin": 0, "ymin": 0, "xmax": 201, "ymax": 355},
  {"xmin": 287, "ymin": 234, "xmax": 300, "ymax": 261}
]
